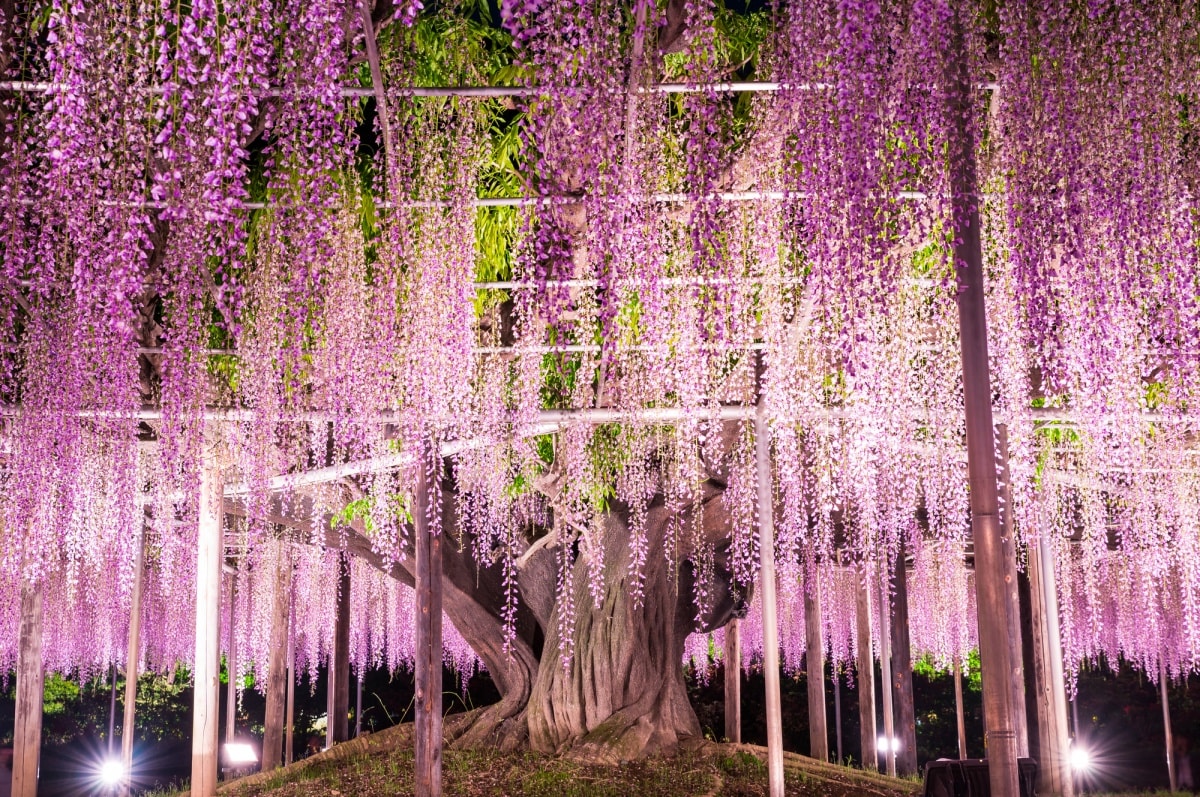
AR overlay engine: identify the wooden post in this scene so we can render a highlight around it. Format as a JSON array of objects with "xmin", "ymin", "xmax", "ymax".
[
  {"xmin": 1162, "ymin": 662, "xmax": 1177, "ymax": 793},
  {"xmin": 225, "ymin": 568, "xmax": 237, "ymax": 749},
  {"xmin": 120, "ymin": 527, "xmax": 146, "ymax": 797},
  {"xmin": 108, "ymin": 664, "xmax": 118, "ymax": 755},
  {"xmin": 997, "ymin": 425, "xmax": 1029, "ymax": 759},
  {"xmin": 804, "ymin": 570, "xmax": 828, "ymax": 761},
  {"xmin": 945, "ymin": 7, "xmax": 1020, "ymax": 794},
  {"xmin": 834, "ymin": 666, "xmax": 843, "ymax": 765},
  {"xmin": 955, "ymin": 658, "xmax": 968, "ymax": 759},
  {"xmin": 13, "ymin": 582, "xmax": 44, "ymax": 797},
  {"xmin": 328, "ymin": 554, "xmax": 351, "ymax": 746},
  {"xmin": 355, "ymin": 672, "xmax": 363, "ymax": 738},
  {"xmin": 262, "ymin": 544, "xmax": 292, "ymax": 770},
  {"xmin": 285, "ymin": 589, "xmax": 296, "ymax": 766},
  {"xmin": 877, "ymin": 575, "xmax": 896, "ymax": 777},
  {"xmin": 414, "ymin": 440, "xmax": 444, "ymax": 797},
  {"xmin": 756, "ymin": 396, "xmax": 785, "ymax": 797},
  {"xmin": 891, "ymin": 548, "xmax": 918, "ymax": 777},
  {"xmin": 855, "ymin": 563, "xmax": 877, "ymax": 772},
  {"xmin": 724, "ymin": 619, "xmax": 741, "ymax": 743},
  {"xmin": 191, "ymin": 462, "xmax": 224, "ymax": 797},
  {"xmin": 1027, "ymin": 535, "xmax": 1073, "ymax": 796}
]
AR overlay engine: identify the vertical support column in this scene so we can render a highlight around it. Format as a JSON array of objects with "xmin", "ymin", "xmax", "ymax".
[
  {"xmin": 855, "ymin": 564, "xmax": 877, "ymax": 772},
  {"xmin": 891, "ymin": 547, "xmax": 917, "ymax": 777},
  {"xmin": 108, "ymin": 665, "xmax": 119, "ymax": 755},
  {"xmin": 804, "ymin": 569, "xmax": 828, "ymax": 761},
  {"xmin": 834, "ymin": 666, "xmax": 843, "ymax": 765},
  {"xmin": 120, "ymin": 527, "xmax": 146, "ymax": 797},
  {"xmin": 997, "ymin": 425, "xmax": 1029, "ymax": 759},
  {"xmin": 414, "ymin": 439, "xmax": 444, "ymax": 797},
  {"xmin": 955, "ymin": 658, "xmax": 968, "ymax": 759},
  {"xmin": 945, "ymin": 9, "xmax": 1019, "ymax": 795},
  {"xmin": 328, "ymin": 554, "xmax": 351, "ymax": 746},
  {"xmin": 1018, "ymin": 569, "xmax": 1041, "ymax": 765},
  {"xmin": 191, "ymin": 462, "xmax": 224, "ymax": 797},
  {"xmin": 723, "ymin": 619, "xmax": 741, "ymax": 743},
  {"xmin": 263, "ymin": 543, "xmax": 292, "ymax": 771},
  {"xmin": 285, "ymin": 591, "xmax": 296, "ymax": 766},
  {"xmin": 756, "ymin": 399, "xmax": 785, "ymax": 797},
  {"xmin": 355, "ymin": 673, "xmax": 363, "ymax": 738},
  {"xmin": 877, "ymin": 575, "xmax": 896, "ymax": 777},
  {"xmin": 1161, "ymin": 662, "xmax": 1177, "ymax": 793},
  {"xmin": 13, "ymin": 582, "xmax": 44, "ymax": 797},
  {"xmin": 1029, "ymin": 531, "xmax": 1073, "ymax": 796},
  {"xmin": 225, "ymin": 568, "xmax": 237, "ymax": 747}
]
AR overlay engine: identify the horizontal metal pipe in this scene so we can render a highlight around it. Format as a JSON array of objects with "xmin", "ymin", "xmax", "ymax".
[
  {"xmin": 2, "ymin": 188, "xmax": 930, "ymax": 212},
  {"xmin": 0, "ymin": 80, "xmax": 1000, "ymax": 97}
]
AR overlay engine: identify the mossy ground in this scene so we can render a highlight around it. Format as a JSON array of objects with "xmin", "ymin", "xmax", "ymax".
[{"xmin": 186, "ymin": 721, "xmax": 922, "ymax": 797}]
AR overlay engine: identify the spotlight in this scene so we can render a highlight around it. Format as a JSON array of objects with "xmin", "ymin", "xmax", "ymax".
[
  {"xmin": 877, "ymin": 736, "xmax": 901, "ymax": 753},
  {"xmin": 1069, "ymin": 745, "xmax": 1090, "ymax": 772},
  {"xmin": 223, "ymin": 742, "xmax": 258, "ymax": 766},
  {"xmin": 98, "ymin": 759, "xmax": 125, "ymax": 788}
]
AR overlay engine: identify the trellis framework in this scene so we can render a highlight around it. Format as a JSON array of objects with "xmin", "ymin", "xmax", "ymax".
[{"xmin": 2, "ymin": 3, "xmax": 1199, "ymax": 797}]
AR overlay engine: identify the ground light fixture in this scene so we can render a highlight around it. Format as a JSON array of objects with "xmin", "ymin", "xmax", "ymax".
[
  {"xmin": 877, "ymin": 736, "xmax": 901, "ymax": 753},
  {"xmin": 1069, "ymin": 744, "xmax": 1091, "ymax": 772},
  {"xmin": 223, "ymin": 742, "xmax": 259, "ymax": 767},
  {"xmin": 97, "ymin": 759, "xmax": 125, "ymax": 790}
]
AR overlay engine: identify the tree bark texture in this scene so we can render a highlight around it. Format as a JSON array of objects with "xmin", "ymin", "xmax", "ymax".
[
  {"xmin": 526, "ymin": 491, "xmax": 735, "ymax": 762},
  {"xmin": 237, "ymin": 425, "xmax": 746, "ymax": 762}
]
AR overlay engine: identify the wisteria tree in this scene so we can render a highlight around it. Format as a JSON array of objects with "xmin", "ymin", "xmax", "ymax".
[{"xmin": 1, "ymin": 0, "xmax": 1198, "ymax": 772}]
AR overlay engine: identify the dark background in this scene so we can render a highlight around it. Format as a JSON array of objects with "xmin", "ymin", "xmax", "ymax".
[{"xmin": 0, "ymin": 656, "xmax": 1190, "ymax": 795}]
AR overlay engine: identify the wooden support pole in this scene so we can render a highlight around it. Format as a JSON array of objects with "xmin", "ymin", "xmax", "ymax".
[
  {"xmin": 946, "ymin": 9, "xmax": 1019, "ymax": 795},
  {"xmin": 834, "ymin": 667, "xmax": 843, "ymax": 765},
  {"xmin": 877, "ymin": 575, "xmax": 896, "ymax": 777},
  {"xmin": 756, "ymin": 402, "xmax": 785, "ymax": 797},
  {"xmin": 191, "ymin": 462, "xmax": 224, "ymax": 797},
  {"xmin": 997, "ymin": 425, "xmax": 1030, "ymax": 759},
  {"xmin": 855, "ymin": 564, "xmax": 877, "ymax": 772},
  {"xmin": 724, "ymin": 619, "xmax": 741, "ymax": 743},
  {"xmin": 108, "ymin": 664, "xmax": 119, "ymax": 755},
  {"xmin": 355, "ymin": 672, "xmax": 363, "ymax": 738},
  {"xmin": 955, "ymin": 658, "xmax": 968, "ymax": 760},
  {"xmin": 328, "ymin": 554, "xmax": 351, "ymax": 746},
  {"xmin": 414, "ymin": 439, "xmax": 444, "ymax": 797},
  {"xmin": 225, "ymin": 569, "xmax": 237, "ymax": 748},
  {"xmin": 13, "ymin": 582, "xmax": 44, "ymax": 797},
  {"xmin": 1162, "ymin": 662, "xmax": 1177, "ymax": 793},
  {"xmin": 262, "ymin": 544, "xmax": 292, "ymax": 770},
  {"xmin": 804, "ymin": 571, "xmax": 828, "ymax": 761},
  {"xmin": 1018, "ymin": 568, "xmax": 1041, "ymax": 766},
  {"xmin": 120, "ymin": 527, "xmax": 146, "ymax": 797},
  {"xmin": 891, "ymin": 548, "xmax": 918, "ymax": 777},
  {"xmin": 1028, "ymin": 531, "xmax": 1073, "ymax": 796},
  {"xmin": 285, "ymin": 590, "xmax": 296, "ymax": 766}
]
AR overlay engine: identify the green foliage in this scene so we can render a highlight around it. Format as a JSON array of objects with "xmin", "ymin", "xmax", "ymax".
[
  {"xmin": 583, "ymin": 424, "xmax": 631, "ymax": 511},
  {"xmin": 911, "ymin": 652, "xmax": 981, "ymax": 692},
  {"xmin": 717, "ymin": 750, "xmax": 767, "ymax": 777},
  {"xmin": 540, "ymin": 348, "xmax": 582, "ymax": 409},
  {"xmin": 42, "ymin": 674, "xmax": 80, "ymax": 715},
  {"xmin": 332, "ymin": 493, "xmax": 413, "ymax": 534}
]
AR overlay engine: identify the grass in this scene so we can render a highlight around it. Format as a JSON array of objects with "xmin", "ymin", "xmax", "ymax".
[{"xmin": 189, "ymin": 720, "xmax": 921, "ymax": 797}]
